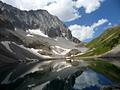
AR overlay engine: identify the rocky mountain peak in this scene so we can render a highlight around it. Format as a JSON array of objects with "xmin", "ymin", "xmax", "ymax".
[{"xmin": 0, "ymin": 1, "xmax": 80, "ymax": 43}]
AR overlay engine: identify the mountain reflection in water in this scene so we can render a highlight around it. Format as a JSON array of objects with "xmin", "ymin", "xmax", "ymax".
[{"xmin": 0, "ymin": 59, "xmax": 120, "ymax": 90}]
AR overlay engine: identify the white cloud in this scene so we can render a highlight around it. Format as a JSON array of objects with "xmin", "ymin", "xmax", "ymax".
[
  {"xmin": 43, "ymin": 0, "xmax": 81, "ymax": 21},
  {"xmin": 108, "ymin": 22, "xmax": 112, "ymax": 26},
  {"xmin": 1, "ymin": 0, "xmax": 104, "ymax": 22},
  {"xmin": 75, "ymin": 0, "xmax": 102, "ymax": 13},
  {"xmin": 69, "ymin": 19, "xmax": 108, "ymax": 41},
  {"xmin": 92, "ymin": 18, "xmax": 108, "ymax": 28}
]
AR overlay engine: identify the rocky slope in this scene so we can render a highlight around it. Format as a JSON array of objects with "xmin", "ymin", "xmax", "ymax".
[
  {"xmin": 0, "ymin": 1, "xmax": 80, "ymax": 43},
  {"xmin": 0, "ymin": 18, "xmax": 44, "ymax": 63},
  {"xmin": 0, "ymin": 1, "xmax": 83, "ymax": 64}
]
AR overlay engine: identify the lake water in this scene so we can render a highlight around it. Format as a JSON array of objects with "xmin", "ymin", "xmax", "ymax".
[
  {"xmin": 0, "ymin": 58, "xmax": 120, "ymax": 90},
  {"xmin": 73, "ymin": 69, "xmax": 112, "ymax": 90}
]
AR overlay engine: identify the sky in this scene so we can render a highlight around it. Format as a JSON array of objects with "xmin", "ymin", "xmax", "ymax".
[{"xmin": 1, "ymin": 0, "xmax": 120, "ymax": 42}]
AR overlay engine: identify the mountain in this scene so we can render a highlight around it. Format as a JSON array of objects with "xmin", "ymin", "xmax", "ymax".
[
  {"xmin": 0, "ymin": 2, "xmax": 83, "ymax": 85},
  {"xmin": 0, "ymin": 1, "xmax": 83, "ymax": 64},
  {"xmin": 0, "ymin": 2, "xmax": 82, "ymax": 83},
  {"xmin": 82, "ymin": 25, "xmax": 120, "ymax": 57},
  {"xmin": 0, "ymin": 1, "xmax": 80, "ymax": 43}
]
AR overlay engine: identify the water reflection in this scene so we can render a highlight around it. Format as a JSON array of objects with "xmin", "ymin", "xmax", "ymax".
[
  {"xmin": 73, "ymin": 69, "xmax": 112, "ymax": 90},
  {"xmin": 0, "ymin": 58, "xmax": 120, "ymax": 90}
]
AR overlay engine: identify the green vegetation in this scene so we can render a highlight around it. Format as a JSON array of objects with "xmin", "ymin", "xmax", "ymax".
[
  {"xmin": 89, "ymin": 60, "xmax": 120, "ymax": 83},
  {"xmin": 81, "ymin": 25, "xmax": 120, "ymax": 56}
]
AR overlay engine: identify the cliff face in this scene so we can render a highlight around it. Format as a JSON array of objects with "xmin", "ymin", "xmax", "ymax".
[
  {"xmin": 0, "ymin": 16, "xmax": 14, "ymax": 29},
  {"xmin": 0, "ymin": 1, "xmax": 80, "ymax": 43}
]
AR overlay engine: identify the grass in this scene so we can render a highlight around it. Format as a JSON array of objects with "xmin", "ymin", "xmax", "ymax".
[
  {"xmin": 89, "ymin": 60, "xmax": 120, "ymax": 83},
  {"xmin": 80, "ymin": 25, "xmax": 120, "ymax": 57}
]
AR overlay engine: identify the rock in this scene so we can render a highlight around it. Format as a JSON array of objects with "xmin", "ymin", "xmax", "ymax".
[
  {"xmin": 72, "ymin": 37, "xmax": 81, "ymax": 44},
  {"xmin": 0, "ymin": 16, "xmax": 14, "ymax": 30},
  {"xmin": 0, "ymin": 1, "xmax": 82, "ymax": 64},
  {"xmin": 66, "ymin": 49, "xmax": 81, "ymax": 57},
  {"xmin": 0, "ymin": 1, "xmax": 80, "ymax": 43},
  {"xmin": 38, "ymin": 50, "xmax": 52, "ymax": 56}
]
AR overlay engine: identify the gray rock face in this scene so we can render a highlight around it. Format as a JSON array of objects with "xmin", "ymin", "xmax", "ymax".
[
  {"xmin": 0, "ymin": 1, "xmax": 80, "ymax": 43},
  {"xmin": 66, "ymin": 49, "xmax": 81, "ymax": 57},
  {"xmin": 0, "ymin": 17, "xmax": 14, "ymax": 30},
  {"xmin": 0, "ymin": 17, "xmax": 43, "ymax": 64},
  {"xmin": 0, "ymin": 1, "xmax": 82, "ymax": 65},
  {"xmin": 0, "ymin": 17, "xmax": 77, "ymax": 63}
]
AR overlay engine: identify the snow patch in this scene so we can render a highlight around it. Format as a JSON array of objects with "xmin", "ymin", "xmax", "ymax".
[
  {"xmin": 29, "ymin": 47, "xmax": 52, "ymax": 58},
  {"xmin": 78, "ymin": 47, "xmax": 88, "ymax": 53},
  {"xmin": 1, "ymin": 41, "xmax": 13, "ymax": 53},
  {"xmin": 51, "ymin": 46, "xmax": 71, "ymax": 55},
  {"xmin": 15, "ymin": 28, "xmax": 17, "ymax": 31},
  {"xmin": 17, "ymin": 44, "xmax": 52, "ymax": 58},
  {"xmin": 26, "ymin": 29, "xmax": 48, "ymax": 37},
  {"xmin": 26, "ymin": 34, "xmax": 34, "ymax": 37}
]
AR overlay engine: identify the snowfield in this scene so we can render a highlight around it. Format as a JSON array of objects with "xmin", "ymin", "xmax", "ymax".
[
  {"xmin": 1, "ymin": 41, "xmax": 13, "ymax": 53},
  {"xmin": 17, "ymin": 43, "xmax": 52, "ymax": 59},
  {"xmin": 51, "ymin": 45, "xmax": 71, "ymax": 55},
  {"xmin": 26, "ymin": 34, "xmax": 34, "ymax": 37},
  {"xmin": 26, "ymin": 29, "xmax": 48, "ymax": 37}
]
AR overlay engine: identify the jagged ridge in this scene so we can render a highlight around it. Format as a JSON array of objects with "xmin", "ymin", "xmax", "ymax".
[{"xmin": 0, "ymin": 1, "xmax": 80, "ymax": 43}]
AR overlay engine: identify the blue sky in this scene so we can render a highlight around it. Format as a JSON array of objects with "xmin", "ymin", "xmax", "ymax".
[
  {"xmin": 1, "ymin": 0, "xmax": 120, "ymax": 42},
  {"xmin": 65, "ymin": 0, "xmax": 120, "ymax": 42}
]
